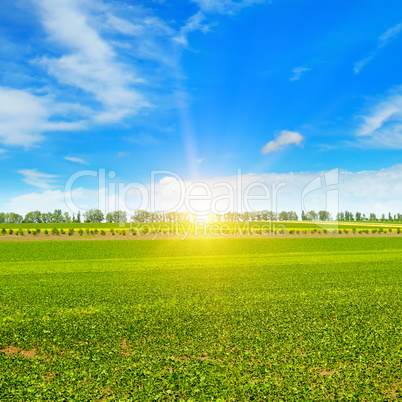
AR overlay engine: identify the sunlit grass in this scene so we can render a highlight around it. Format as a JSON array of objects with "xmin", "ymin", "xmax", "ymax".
[{"xmin": 0, "ymin": 238, "xmax": 401, "ymax": 399}]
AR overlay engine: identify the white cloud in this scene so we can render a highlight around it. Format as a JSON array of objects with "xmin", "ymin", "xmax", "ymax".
[
  {"xmin": 64, "ymin": 156, "xmax": 88, "ymax": 165},
  {"xmin": 105, "ymin": 14, "xmax": 144, "ymax": 36},
  {"xmin": 354, "ymin": 22, "xmax": 402, "ymax": 73},
  {"xmin": 354, "ymin": 55, "xmax": 374, "ymax": 74},
  {"xmin": 356, "ymin": 88, "xmax": 402, "ymax": 148},
  {"xmin": 174, "ymin": 12, "xmax": 213, "ymax": 47},
  {"xmin": 0, "ymin": 0, "xmax": 272, "ymax": 151},
  {"xmin": 0, "ymin": 87, "xmax": 85, "ymax": 147},
  {"xmin": 118, "ymin": 152, "xmax": 131, "ymax": 157},
  {"xmin": 290, "ymin": 66, "xmax": 311, "ymax": 82},
  {"xmin": 3, "ymin": 187, "xmax": 101, "ymax": 215},
  {"xmin": 4, "ymin": 165, "xmax": 402, "ymax": 217},
  {"xmin": 261, "ymin": 130, "xmax": 304, "ymax": 154},
  {"xmin": 18, "ymin": 169, "xmax": 59, "ymax": 189},
  {"xmin": 36, "ymin": 0, "xmax": 150, "ymax": 123},
  {"xmin": 378, "ymin": 22, "xmax": 402, "ymax": 48},
  {"xmin": 191, "ymin": 0, "xmax": 266, "ymax": 15}
]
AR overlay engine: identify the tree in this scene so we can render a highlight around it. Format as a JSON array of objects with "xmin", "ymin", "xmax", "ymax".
[
  {"xmin": 0, "ymin": 212, "xmax": 5, "ymax": 223},
  {"xmin": 53, "ymin": 209, "xmax": 63, "ymax": 223},
  {"xmin": 344, "ymin": 211, "xmax": 354, "ymax": 221},
  {"xmin": 24, "ymin": 210, "xmax": 42, "ymax": 223},
  {"xmin": 106, "ymin": 210, "xmax": 128, "ymax": 223},
  {"xmin": 63, "ymin": 212, "xmax": 71, "ymax": 223},
  {"xmin": 223, "ymin": 212, "xmax": 234, "ymax": 222},
  {"xmin": 5, "ymin": 212, "xmax": 23, "ymax": 223},
  {"xmin": 41, "ymin": 212, "xmax": 53, "ymax": 223},
  {"xmin": 288, "ymin": 211, "xmax": 298, "ymax": 221},
  {"xmin": 318, "ymin": 210, "xmax": 331, "ymax": 221},
  {"xmin": 306, "ymin": 210, "xmax": 318, "ymax": 221},
  {"xmin": 83, "ymin": 209, "xmax": 104, "ymax": 223},
  {"xmin": 131, "ymin": 210, "xmax": 151, "ymax": 223},
  {"xmin": 279, "ymin": 211, "xmax": 288, "ymax": 221},
  {"xmin": 336, "ymin": 212, "xmax": 345, "ymax": 221},
  {"xmin": 267, "ymin": 211, "xmax": 278, "ymax": 221},
  {"xmin": 301, "ymin": 210, "xmax": 306, "ymax": 221},
  {"xmin": 241, "ymin": 212, "xmax": 250, "ymax": 221}
]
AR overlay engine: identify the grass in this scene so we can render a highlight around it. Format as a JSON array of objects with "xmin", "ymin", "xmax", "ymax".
[{"xmin": 0, "ymin": 238, "xmax": 401, "ymax": 400}]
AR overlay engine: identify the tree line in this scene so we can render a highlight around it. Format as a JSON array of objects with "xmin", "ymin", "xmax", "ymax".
[
  {"xmin": 0, "ymin": 210, "xmax": 127, "ymax": 224},
  {"xmin": 1, "ymin": 209, "xmax": 401, "ymax": 224},
  {"xmin": 335, "ymin": 211, "xmax": 402, "ymax": 222}
]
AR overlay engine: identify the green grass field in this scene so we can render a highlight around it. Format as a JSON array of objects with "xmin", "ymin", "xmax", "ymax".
[{"xmin": 0, "ymin": 238, "xmax": 401, "ymax": 400}]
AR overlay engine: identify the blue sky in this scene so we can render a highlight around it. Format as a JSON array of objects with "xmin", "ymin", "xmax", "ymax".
[{"xmin": 0, "ymin": 0, "xmax": 402, "ymax": 214}]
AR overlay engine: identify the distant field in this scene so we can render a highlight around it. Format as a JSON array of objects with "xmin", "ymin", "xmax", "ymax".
[
  {"xmin": 0, "ymin": 238, "xmax": 401, "ymax": 400},
  {"xmin": 1, "ymin": 221, "xmax": 401, "ymax": 242},
  {"xmin": 1, "ymin": 220, "xmax": 402, "ymax": 230}
]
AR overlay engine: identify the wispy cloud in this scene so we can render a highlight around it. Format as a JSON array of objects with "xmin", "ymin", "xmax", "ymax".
[
  {"xmin": 174, "ymin": 12, "xmax": 213, "ymax": 47},
  {"xmin": 356, "ymin": 87, "xmax": 402, "ymax": 149},
  {"xmin": 378, "ymin": 23, "xmax": 402, "ymax": 47},
  {"xmin": 290, "ymin": 66, "xmax": 311, "ymax": 82},
  {"xmin": 18, "ymin": 169, "xmax": 59, "ymax": 189},
  {"xmin": 0, "ymin": 87, "xmax": 85, "ymax": 147},
  {"xmin": 124, "ymin": 133, "xmax": 158, "ymax": 145},
  {"xmin": 191, "ymin": 0, "xmax": 266, "ymax": 15},
  {"xmin": 118, "ymin": 151, "xmax": 131, "ymax": 157},
  {"xmin": 0, "ymin": 0, "xmax": 271, "ymax": 149},
  {"xmin": 36, "ymin": 0, "xmax": 151, "ymax": 123},
  {"xmin": 354, "ymin": 22, "xmax": 402, "ymax": 74},
  {"xmin": 261, "ymin": 130, "xmax": 304, "ymax": 154},
  {"xmin": 64, "ymin": 156, "xmax": 88, "ymax": 165}
]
